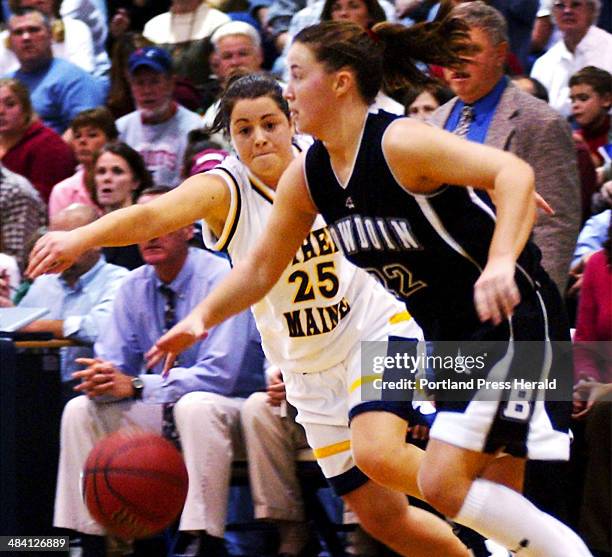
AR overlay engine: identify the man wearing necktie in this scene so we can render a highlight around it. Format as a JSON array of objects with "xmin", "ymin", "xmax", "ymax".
[
  {"xmin": 430, "ymin": 0, "xmax": 581, "ymax": 295},
  {"xmin": 53, "ymin": 187, "xmax": 266, "ymax": 557}
]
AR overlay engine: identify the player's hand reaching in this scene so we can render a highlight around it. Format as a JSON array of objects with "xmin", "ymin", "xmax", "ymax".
[
  {"xmin": 145, "ymin": 313, "xmax": 209, "ymax": 376},
  {"xmin": 27, "ymin": 230, "xmax": 83, "ymax": 278},
  {"xmin": 474, "ymin": 257, "xmax": 520, "ymax": 325}
]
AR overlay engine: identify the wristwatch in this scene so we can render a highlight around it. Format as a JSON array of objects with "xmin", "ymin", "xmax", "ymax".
[{"xmin": 131, "ymin": 376, "xmax": 144, "ymax": 400}]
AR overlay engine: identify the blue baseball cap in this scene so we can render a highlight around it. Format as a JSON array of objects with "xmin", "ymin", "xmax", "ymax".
[{"xmin": 128, "ymin": 46, "xmax": 173, "ymax": 75}]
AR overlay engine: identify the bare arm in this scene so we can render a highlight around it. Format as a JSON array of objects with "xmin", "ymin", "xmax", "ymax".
[
  {"xmin": 384, "ymin": 119, "xmax": 536, "ymax": 323},
  {"xmin": 27, "ymin": 173, "xmax": 230, "ymax": 278},
  {"xmin": 147, "ymin": 156, "xmax": 317, "ymax": 366}
]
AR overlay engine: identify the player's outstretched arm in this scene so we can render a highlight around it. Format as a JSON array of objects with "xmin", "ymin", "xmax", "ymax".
[
  {"xmin": 26, "ymin": 173, "xmax": 231, "ymax": 278},
  {"xmin": 147, "ymin": 156, "xmax": 317, "ymax": 365}
]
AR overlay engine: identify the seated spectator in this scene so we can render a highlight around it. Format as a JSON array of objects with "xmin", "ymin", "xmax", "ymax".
[
  {"xmin": 572, "ymin": 221, "xmax": 611, "ymax": 557},
  {"xmin": 59, "ymin": 0, "xmax": 111, "ymax": 81},
  {"xmin": 116, "ymin": 46, "xmax": 202, "ymax": 188},
  {"xmin": 569, "ymin": 208, "xmax": 611, "ymax": 295},
  {"xmin": 0, "ymin": 162, "xmax": 46, "ymax": 272},
  {"xmin": 92, "ymin": 142, "xmax": 151, "ymax": 270},
  {"xmin": 53, "ymin": 187, "xmax": 265, "ymax": 557},
  {"xmin": 48, "ymin": 107, "xmax": 118, "ymax": 218},
  {"xmin": 142, "ymin": 0, "xmax": 230, "ymax": 101},
  {"xmin": 5, "ymin": 7, "xmax": 106, "ymax": 134},
  {"xmin": 180, "ymin": 128, "xmax": 227, "ymax": 179},
  {"xmin": 0, "ymin": 0, "xmax": 95, "ymax": 77},
  {"xmin": 0, "ymin": 77, "xmax": 76, "ymax": 203},
  {"xmin": 531, "ymin": 0, "xmax": 612, "ymax": 116},
  {"xmin": 569, "ymin": 66, "xmax": 612, "ymax": 169},
  {"xmin": 0, "ymin": 230, "xmax": 21, "ymax": 295},
  {"xmin": 402, "ymin": 81, "xmax": 454, "ymax": 121},
  {"xmin": 573, "ymin": 218, "xmax": 612, "ymax": 385},
  {"xmin": 511, "ymin": 74, "xmax": 550, "ymax": 101},
  {"xmin": 9, "ymin": 204, "xmax": 128, "ymax": 400},
  {"xmin": 202, "ymin": 21, "xmax": 265, "ymax": 147},
  {"xmin": 431, "ymin": 0, "xmax": 581, "ymax": 294}
]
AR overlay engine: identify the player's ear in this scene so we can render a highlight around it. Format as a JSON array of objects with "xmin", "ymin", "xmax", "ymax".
[{"xmin": 333, "ymin": 68, "xmax": 354, "ymax": 97}]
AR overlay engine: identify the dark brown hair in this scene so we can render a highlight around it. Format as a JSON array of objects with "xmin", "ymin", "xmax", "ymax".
[
  {"xmin": 569, "ymin": 66, "xmax": 612, "ymax": 97},
  {"xmin": 92, "ymin": 141, "xmax": 153, "ymax": 205},
  {"xmin": 208, "ymin": 72, "xmax": 290, "ymax": 137},
  {"xmin": 70, "ymin": 107, "xmax": 119, "ymax": 140},
  {"xmin": 293, "ymin": 2, "xmax": 474, "ymax": 103}
]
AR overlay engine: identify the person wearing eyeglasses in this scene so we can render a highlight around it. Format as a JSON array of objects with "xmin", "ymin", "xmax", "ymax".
[{"xmin": 531, "ymin": 0, "xmax": 612, "ymax": 116}]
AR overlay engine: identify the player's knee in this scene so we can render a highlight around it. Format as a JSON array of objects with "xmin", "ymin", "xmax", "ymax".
[
  {"xmin": 352, "ymin": 443, "xmax": 398, "ymax": 485},
  {"xmin": 417, "ymin": 468, "xmax": 465, "ymax": 518}
]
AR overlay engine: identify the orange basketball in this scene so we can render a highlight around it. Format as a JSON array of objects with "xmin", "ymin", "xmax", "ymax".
[{"xmin": 82, "ymin": 430, "xmax": 188, "ymax": 539}]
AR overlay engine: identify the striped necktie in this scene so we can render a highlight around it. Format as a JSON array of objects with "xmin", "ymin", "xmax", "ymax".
[
  {"xmin": 159, "ymin": 284, "xmax": 181, "ymax": 449},
  {"xmin": 455, "ymin": 105, "xmax": 474, "ymax": 138}
]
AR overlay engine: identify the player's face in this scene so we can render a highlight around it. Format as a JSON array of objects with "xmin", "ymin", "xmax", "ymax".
[
  {"xmin": 285, "ymin": 42, "xmax": 337, "ymax": 136},
  {"xmin": 443, "ymin": 27, "xmax": 506, "ymax": 104},
  {"xmin": 230, "ymin": 95, "xmax": 294, "ymax": 187},
  {"xmin": 94, "ymin": 152, "xmax": 139, "ymax": 210},
  {"xmin": 570, "ymin": 83, "xmax": 611, "ymax": 128},
  {"xmin": 0, "ymin": 86, "xmax": 28, "ymax": 134},
  {"xmin": 72, "ymin": 125, "xmax": 109, "ymax": 166}
]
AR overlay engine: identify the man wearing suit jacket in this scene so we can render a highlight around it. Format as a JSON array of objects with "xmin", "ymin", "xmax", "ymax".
[{"xmin": 429, "ymin": 1, "xmax": 581, "ymax": 294}]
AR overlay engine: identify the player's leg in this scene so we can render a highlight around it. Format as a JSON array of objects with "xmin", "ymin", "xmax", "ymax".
[
  {"xmin": 418, "ymin": 436, "xmax": 593, "ymax": 556},
  {"xmin": 343, "ymin": 480, "xmax": 471, "ymax": 557},
  {"xmin": 350, "ymin": 410, "xmax": 423, "ymax": 497},
  {"xmin": 285, "ymin": 366, "xmax": 471, "ymax": 557}
]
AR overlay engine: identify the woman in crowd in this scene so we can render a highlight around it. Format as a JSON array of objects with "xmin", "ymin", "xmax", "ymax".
[
  {"xmin": 572, "ymin": 219, "xmax": 611, "ymax": 557},
  {"xmin": 48, "ymin": 107, "xmax": 118, "ymax": 218},
  {"xmin": 92, "ymin": 141, "xmax": 151, "ymax": 270},
  {"xmin": 27, "ymin": 72, "xmax": 474, "ymax": 557},
  {"xmin": 0, "ymin": 78, "xmax": 76, "ymax": 203}
]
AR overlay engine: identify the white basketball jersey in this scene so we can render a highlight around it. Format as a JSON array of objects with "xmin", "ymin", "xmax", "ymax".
[{"xmin": 203, "ymin": 155, "xmax": 416, "ymax": 374}]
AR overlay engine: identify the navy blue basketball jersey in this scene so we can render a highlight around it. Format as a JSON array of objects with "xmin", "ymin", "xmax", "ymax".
[{"xmin": 304, "ymin": 110, "xmax": 550, "ymax": 340}]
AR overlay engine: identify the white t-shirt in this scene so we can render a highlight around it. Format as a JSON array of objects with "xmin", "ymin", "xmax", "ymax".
[
  {"xmin": 117, "ymin": 105, "xmax": 203, "ymax": 187},
  {"xmin": 531, "ymin": 25, "xmax": 612, "ymax": 116}
]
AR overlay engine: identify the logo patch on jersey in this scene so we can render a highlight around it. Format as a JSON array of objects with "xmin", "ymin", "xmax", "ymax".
[{"xmin": 345, "ymin": 196, "xmax": 355, "ymax": 209}]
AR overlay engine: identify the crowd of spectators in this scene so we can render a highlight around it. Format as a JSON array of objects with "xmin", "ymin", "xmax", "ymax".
[{"xmin": 0, "ymin": 0, "xmax": 610, "ymax": 555}]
